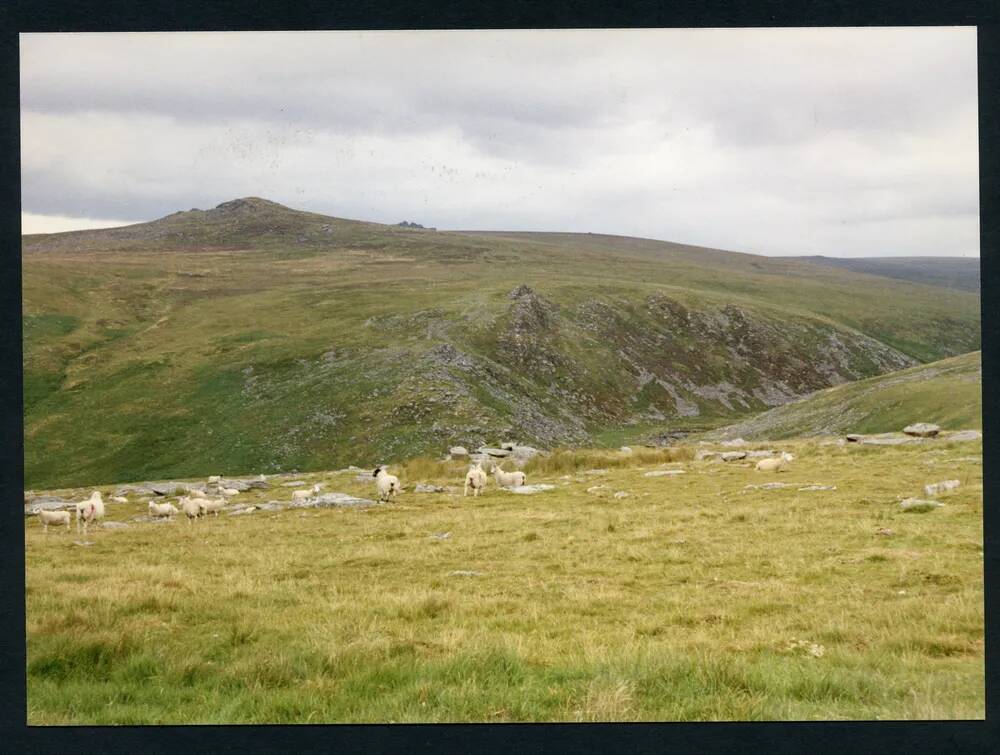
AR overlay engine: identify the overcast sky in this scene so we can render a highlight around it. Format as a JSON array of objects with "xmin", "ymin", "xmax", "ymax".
[{"xmin": 20, "ymin": 28, "xmax": 979, "ymax": 257}]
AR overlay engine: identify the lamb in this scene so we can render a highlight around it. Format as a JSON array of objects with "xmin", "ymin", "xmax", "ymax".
[
  {"xmin": 755, "ymin": 452, "xmax": 795, "ymax": 472},
  {"xmin": 464, "ymin": 464, "xmax": 488, "ymax": 497},
  {"xmin": 373, "ymin": 467, "xmax": 401, "ymax": 502},
  {"xmin": 291, "ymin": 484, "xmax": 322, "ymax": 503},
  {"xmin": 148, "ymin": 501, "xmax": 179, "ymax": 519},
  {"xmin": 75, "ymin": 491, "xmax": 105, "ymax": 534},
  {"xmin": 493, "ymin": 465, "xmax": 526, "ymax": 488},
  {"xmin": 37, "ymin": 509, "xmax": 72, "ymax": 532},
  {"xmin": 179, "ymin": 496, "xmax": 206, "ymax": 524},
  {"xmin": 201, "ymin": 498, "xmax": 225, "ymax": 517}
]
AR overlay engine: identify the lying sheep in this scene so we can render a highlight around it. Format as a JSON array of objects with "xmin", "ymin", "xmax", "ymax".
[
  {"xmin": 374, "ymin": 467, "xmax": 401, "ymax": 502},
  {"xmin": 291, "ymin": 484, "xmax": 322, "ymax": 503},
  {"xmin": 755, "ymin": 452, "xmax": 795, "ymax": 472},
  {"xmin": 75, "ymin": 491, "xmax": 105, "ymax": 534},
  {"xmin": 179, "ymin": 496, "xmax": 206, "ymax": 524},
  {"xmin": 37, "ymin": 509, "xmax": 71, "ymax": 532},
  {"xmin": 493, "ymin": 465, "xmax": 526, "ymax": 488},
  {"xmin": 464, "ymin": 464, "xmax": 487, "ymax": 497},
  {"xmin": 148, "ymin": 501, "xmax": 179, "ymax": 519}
]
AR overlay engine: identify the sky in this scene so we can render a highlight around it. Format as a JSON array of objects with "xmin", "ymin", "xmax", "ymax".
[{"xmin": 20, "ymin": 28, "xmax": 979, "ymax": 257}]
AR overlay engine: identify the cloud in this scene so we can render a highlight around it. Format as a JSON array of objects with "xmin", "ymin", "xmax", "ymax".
[{"xmin": 19, "ymin": 28, "xmax": 979, "ymax": 256}]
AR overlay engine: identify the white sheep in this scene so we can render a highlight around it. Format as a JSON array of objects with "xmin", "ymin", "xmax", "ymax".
[
  {"xmin": 373, "ymin": 467, "xmax": 401, "ymax": 502},
  {"xmin": 464, "ymin": 464, "xmax": 488, "ymax": 497},
  {"xmin": 188, "ymin": 488, "xmax": 207, "ymax": 499},
  {"xmin": 37, "ymin": 509, "xmax": 71, "ymax": 532},
  {"xmin": 493, "ymin": 465, "xmax": 526, "ymax": 488},
  {"xmin": 201, "ymin": 498, "xmax": 225, "ymax": 517},
  {"xmin": 75, "ymin": 491, "xmax": 105, "ymax": 534},
  {"xmin": 148, "ymin": 501, "xmax": 179, "ymax": 519},
  {"xmin": 291, "ymin": 483, "xmax": 322, "ymax": 503},
  {"xmin": 755, "ymin": 452, "xmax": 795, "ymax": 472},
  {"xmin": 179, "ymin": 496, "xmax": 206, "ymax": 524}
]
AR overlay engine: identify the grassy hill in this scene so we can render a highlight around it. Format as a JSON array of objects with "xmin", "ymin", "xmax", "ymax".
[
  {"xmin": 709, "ymin": 351, "xmax": 981, "ymax": 441},
  {"xmin": 22, "ymin": 198, "xmax": 981, "ymax": 488},
  {"xmin": 794, "ymin": 256, "xmax": 980, "ymax": 293}
]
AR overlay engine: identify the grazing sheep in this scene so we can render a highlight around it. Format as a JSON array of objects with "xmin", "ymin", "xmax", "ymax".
[
  {"xmin": 373, "ymin": 467, "xmax": 401, "ymax": 503},
  {"xmin": 111, "ymin": 495, "xmax": 128, "ymax": 504},
  {"xmin": 201, "ymin": 498, "xmax": 225, "ymax": 517},
  {"xmin": 493, "ymin": 465, "xmax": 526, "ymax": 488},
  {"xmin": 75, "ymin": 491, "xmax": 105, "ymax": 534},
  {"xmin": 464, "ymin": 464, "xmax": 488, "ymax": 497},
  {"xmin": 188, "ymin": 488, "xmax": 207, "ymax": 499},
  {"xmin": 291, "ymin": 483, "xmax": 322, "ymax": 503},
  {"xmin": 148, "ymin": 501, "xmax": 179, "ymax": 519},
  {"xmin": 37, "ymin": 509, "xmax": 71, "ymax": 532},
  {"xmin": 179, "ymin": 496, "xmax": 206, "ymax": 524},
  {"xmin": 755, "ymin": 452, "xmax": 795, "ymax": 472}
]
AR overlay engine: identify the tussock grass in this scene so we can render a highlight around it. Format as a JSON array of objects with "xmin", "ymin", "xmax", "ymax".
[{"xmin": 25, "ymin": 439, "xmax": 983, "ymax": 723}]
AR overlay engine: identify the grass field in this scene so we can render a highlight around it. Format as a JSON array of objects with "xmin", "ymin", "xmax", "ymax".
[{"xmin": 25, "ymin": 437, "xmax": 983, "ymax": 723}]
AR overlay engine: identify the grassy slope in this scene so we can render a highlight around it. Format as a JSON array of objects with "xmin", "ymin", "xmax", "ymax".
[
  {"xmin": 22, "ymin": 199, "xmax": 981, "ymax": 488},
  {"xmin": 794, "ymin": 256, "xmax": 980, "ymax": 294},
  {"xmin": 710, "ymin": 352, "xmax": 982, "ymax": 441},
  {"xmin": 25, "ymin": 439, "xmax": 983, "ymax": 722}
]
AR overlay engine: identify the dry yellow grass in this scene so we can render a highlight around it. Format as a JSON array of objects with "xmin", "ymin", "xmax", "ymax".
[{"xmin": 25, "ymin": 438, "xmax": 983, "ymax": 723}]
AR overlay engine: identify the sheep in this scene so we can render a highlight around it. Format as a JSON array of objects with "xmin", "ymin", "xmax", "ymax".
[
  {"xmin": 201, "ymin": 498, "xmax": 225, "ymax": 517},
  {"xmin": 755, "ymin": 452, "xmax": 795, "ymax": 472},
  {"xmin": 179, "ymin": 496, "xmax": 206, "ymax": 524},
  {"xmin": 291, "ymin": 483, "xmax": 322, "ymax": 503},
  {"xmin": 464, "ymin": 464, "xmax": 488, "ymax": 497},
  {"xmin": 37, "ymin": 509, "xmax": 71, "ymax": 532},
  {"xmin": 208, "ymin": 475, "xmax": 221, "ymax": 484},
  {"xmin": 373, "ymin": 467, "xmax": 401, "ymax": 502},
  {"xmin": 493, "ymin": 465, "xmax": 526, "ymax": 488},
  {"xmin": 75, "ymin": 491, "xmax": 105, "ymax": 534},
  {"xmin": 148, "ymin": 501, "xmax": 179, "ymax": 519},
  {"xmin": 188, "ymin": 488, "xmax": 207, "ymax": 499}
]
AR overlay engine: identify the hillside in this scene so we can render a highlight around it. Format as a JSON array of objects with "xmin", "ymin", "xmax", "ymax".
[
  {"xmin": 794, "ymin": 256, "xmax": 980, "ymax": 293},
  {"xmin": 22, "ymin": 198, "xmax": 981, "ymax": 488},
  {"xmin": 709, "ymin": 351, "xmax": 982, "ymax": 441}
]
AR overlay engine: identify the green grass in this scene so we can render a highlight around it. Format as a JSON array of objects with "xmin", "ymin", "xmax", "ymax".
[
  {"xmin": 711, "ymin": 352, "xmax": 981, "ymax": 441},
  {"xmin": 21, "ymin": 198, "xmax": 981, "ymax": 489},
  {"xmin": 25, "ymin": 438, "xmax": 983, "ymax": 723}
]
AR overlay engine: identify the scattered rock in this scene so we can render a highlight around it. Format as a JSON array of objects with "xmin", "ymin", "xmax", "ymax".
[
  {"xmin": 721, "ymin": 438, "xmax": 746, "ymax": 447},
  {"xmin": 620, "ymin": 446, "xmax": 632, "ymax": 454},
  {"xmin": 507, "ymin": 484, "xmax": 557, "ymax": 494},
  {"xmin": 476, "ymin": 447, "xmax": 511, "ymax": 458},
  {"xmin": 227, "ymin": 506, "xmax": 257, "ymax": 516},
  {"xmin": 694, "ymin": 450, "xmax": 718, "ymax": 461},
  {"xmin": 24, "ymin": 497, "xmax": 73, "ymax": 516},
  {"xmin": 101, "ymin": 521, "xmax": 129, "ymax": 529},
  {"xmin": 613, "ymin": 491, "xmax": 630, "ymax": 499},
  {"xmin": 415, "ymin": 483, "xmax": 446, "ymax": 493},
  {"xmin": 73, "ymin": 541, "xmax": 95, "ymax": 547},
  {"xmin": 255, "ymin": 502, "xmax": 285, "ymax": 511},
  {"xmin": 875, "ymin": 527, "xmax": 894, "ymax": 537},
  {"xmin": 448, "ymin": 570, "xmax": 483, "ymax": 577},
  {"xmin": 746, "ymin": 450, "xmax": 777, "ymax": 459},
  {"xmin": 643, "ymin": 470, "xmax": 686, "ymax": 477},
  {"xmin": 218, "ymin": 478, "xmax": 268, "ymax": 492},
  {"xmin": 429, "ymin": 532, "xmax": 451, "ymax": 540},
  {"xmin": 743, "ymin": 482, "xmax": 790, "ymax": 491},
  {"xmin": 449, "ymin": 446, "xmax": 469, "ymax": 457},
  {"xmin": 946, "ymin": 430, "xmax": 981, "ymax": 442},
  {"xmin": 845, "ymin": 434, "xmax": 865, "ymax": 443},
  {"xmin": 862, "ymin": 435, "xmax": 923, "ymax": 446},
  {"xmin": 586, "ymin": 485, "xmax": 608, "ymax": 494},
  {"xmin": 721, "ymin": 451, "xmax": 747, "ymax": 462},
  {"xmin": 900, "ymin": 497, "xmax": 943, "ymax": 512},
  {"xmin": 923, "ymin": 479, "xmax": 960, "ymax": 497},
  {"xmin": 281, "ymin": 481, "xmax": 307, "ymax": 487},
  {"xmin": 291, "ymin": 492, "xmax": 376, "ymax": 508},
  {"xmin": 583, "ymin": 469, "xmax": 609, "ymax": 475},
  {"xmin": 903, "ymin": 423, "xmax": 941, "ymax": 437},
  {"xmin": 798, "ymin": 485, "xmax": 837, "ymax": 491}
]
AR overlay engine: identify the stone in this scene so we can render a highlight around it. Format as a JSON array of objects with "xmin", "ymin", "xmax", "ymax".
[
  {"xmin": 903, "ymin": 423, "xmax": 941, "ymax": 438},
  {"xmin": 946, "ymin": 430, "xmax": 982, "ymax": 442},
  {"xmin": 643, "ymin": 470, "xmax": 686, "ymax": 477},
  {"xmin": 875, "ymin": 527, "xmax": 894, "ymax": 536},
  {"xmin": 583, "ymin": 469, "xmax": 609, "ymax": 475},
  {"xmin": 254, "ymin": 502, "xmax": 285, "ymax": 511},
  {"xmin": 613, "ymin": 491, "xmax": 630, "ymax": 499},
  {"xmin": 798, "ymin": 485, "xmax": 837, "ymax": 491},
  {"xmin": 415, "ymin": 483, "xmax": 446, "ymax": 493},
  {"xmin": 227, "ymin": 506, "xmax": 257, "ymax": 516},
  {"xmin": 743, "ymin": 482, "xmax": 790, "ymax": 491},
  {"xmin": 476, "ymin": 447, "xmax": 511, "ymax": 458},
  {"xmin": 101, "ymin": 521, "xmax": 129, "ymax": 529},
  {"xmin": 509, "ymin": 445, "xmax": 541, "ymax": 463},
  {"xmin": 694, "ymin": 450, "xmax": 718, "ymax": 461},
  {"xmin": 24, "ymin": 497, "xmax": 73, "ymax": 516},
  {"xmin": 900, "ymin": 497, "xmax": 943, "ymax": 512},
  {"xmin": 507, "ymin": 484, "xmax": 557, "ymax": 494},
  {"xmin": 746, "ymin": 450, "xmax": 777, "ymax": 459},
  {"xmin": 448, "ymin": 570, "xmax": 483, "ymax": 576},
  {"xmin": 721, "ymin": 451, "xmax": 747, "ymax": 461},
  {"xmin": 721, "ymin": 438, "xmax": 746, "ymax": 447},
  {"xmin": 923, "ymin": 479, "xmax": 960, "ymax": 497},
  {"xmin": 218, "ymin": 477, "xmax": 268, "ymax": 491},
  {"xmin": 429, "ymin": 532, "xmax": 451, "ymax": 540},
  {"xmin": 845, "ymin": 434, "xmax": 865, "ymax": 443},
  {"xmin": 586, "ymin": 485, "xmax": 608, "ymax": 494},
  {"xmin": 620, "ymin": 446, "xmax": 632, "ymax": 454},
  {"xmin": 281, "ymin": 481, "xmax": 307, "ymax": 487},
  {"xmin": 291, "ymin": 492, "xmax": 376, "ymax": 508},
  {"xmin": 449, "ymin": 446, "xmax": 469, "ymax": 457},
  {"xmin": 862, "ymin": 435, "xmax": 922, "ymax": 446}
]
